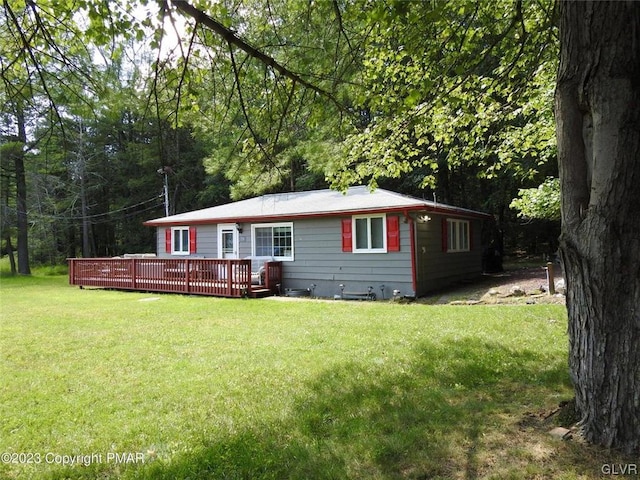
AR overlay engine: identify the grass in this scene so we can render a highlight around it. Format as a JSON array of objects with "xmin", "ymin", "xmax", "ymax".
[{"xmin": 0, "ymin": 271, "xmax": 636, "ymax": 479}]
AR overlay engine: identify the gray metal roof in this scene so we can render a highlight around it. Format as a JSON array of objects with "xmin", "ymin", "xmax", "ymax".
[{"xmin": 144, "ymin": 186, "xmax": 490, "ymax": 226}]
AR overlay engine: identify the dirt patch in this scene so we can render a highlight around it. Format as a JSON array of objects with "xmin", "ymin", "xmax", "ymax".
[{"xmin": 420, "ymin": 266, "xmax": 565, "ymax": 305}]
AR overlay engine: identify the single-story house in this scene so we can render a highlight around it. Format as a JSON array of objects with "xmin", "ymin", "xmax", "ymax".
[{"xmin": 142, "ymin": 186, "xmax": 492, "ymax": 298}]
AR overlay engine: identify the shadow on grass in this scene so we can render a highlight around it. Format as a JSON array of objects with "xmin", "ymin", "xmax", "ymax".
[{"xmin": 46, "ymin": 338, "xmax": 570, "ymax": 480}]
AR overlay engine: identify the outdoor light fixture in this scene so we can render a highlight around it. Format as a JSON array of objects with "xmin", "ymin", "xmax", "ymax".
[{"xmin": 235, "ymin": 223, "xmax": 243, "ymax": 233}]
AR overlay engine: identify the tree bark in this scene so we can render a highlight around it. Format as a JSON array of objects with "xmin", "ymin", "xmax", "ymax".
[
  {"xmin": 3, "ymin": 233, "xmax": 17, "ymax": 275},
  {"xmin": 1, "ymin": 158, "xmax": 17, "ymax": 275},
  {"xmin": 14, "ymin": 105, "xmax": 31, "ymax": 275},
  {"xmin": 556, "ymin": 1, "xmax": 640, "ymax": 453}
]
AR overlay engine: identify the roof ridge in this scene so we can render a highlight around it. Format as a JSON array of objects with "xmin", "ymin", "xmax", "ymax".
[
  {"xmin": 143, "ymin": 186, "xmax": 490, "ymax": 226},
  {"xmin": 260, "ymin": 185, "xmax": 368, "ymax": 197}
]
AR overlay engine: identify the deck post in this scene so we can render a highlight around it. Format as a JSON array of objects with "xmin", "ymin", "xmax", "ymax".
[
  {"xmin": 68, "ymin": 259, "xmax": 75, "ymax": 285},
  {"xmin": 546, "ymin": 262, "xmax": 556, "ymax": 295},
  {"xmin": 131, "ymin": 259, "xmax": 137, "ymax": 289},
  {"xmin": 226, "ymin": 260, "xmax": 232, "ymax": 296},
  {"xmin": 264, "ymin": 261, "xmax": 282, "ymax": 295},
  {"xmin": 185, "ymin": 259, "xmax": 190, "ymax": 293}
]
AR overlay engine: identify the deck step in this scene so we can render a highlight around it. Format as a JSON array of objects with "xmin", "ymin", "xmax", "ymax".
[{"xmin": 250, "ymin": 288, "xmax": 273, "ymax": 298}]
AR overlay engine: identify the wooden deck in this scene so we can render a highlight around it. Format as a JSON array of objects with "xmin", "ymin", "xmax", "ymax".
[{"xmin": 68, "ymin": 258, "xmax": 282, "ymax": 298}]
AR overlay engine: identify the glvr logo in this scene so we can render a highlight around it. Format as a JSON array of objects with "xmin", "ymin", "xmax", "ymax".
[{"xmin": 601, "ymin": 464, "xmax": 638, "ymax": 475}]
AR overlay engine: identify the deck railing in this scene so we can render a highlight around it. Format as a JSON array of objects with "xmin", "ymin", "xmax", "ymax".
[{"xmin": 68, "ymin": 258, "xmax": 282, "ymax": 298}]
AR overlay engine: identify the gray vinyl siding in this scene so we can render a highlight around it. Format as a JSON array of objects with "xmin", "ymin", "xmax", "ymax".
[
  {"xmin": 196, "ymin": 225, "xmax": 218, "ymax": 256},
  {"xmin": 283, "ymin": 216, "xmax": 414, "ymax": 298},
  {"xmin": 155, "ymin": 215, "xmax": 414, "ymax": 298},
  {"xmin": 414, "ymin": 215, "xmax": 483, "ymax": 296}
]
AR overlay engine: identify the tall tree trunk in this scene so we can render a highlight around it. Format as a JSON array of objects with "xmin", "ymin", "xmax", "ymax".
[
  {"xmin": 15, "ymin": 106, "xmax": 31, "ymax": 275},
  {"xmin": 3, "ymin": 233, "xmax": 17, "ymax": 275},
  {"xmin": 556, "ymin": 1, "xmax": 640, "ymax": 453},
  {"xmin": 1, "ymin": 162, "xmax": 17, "ymax": 275}
]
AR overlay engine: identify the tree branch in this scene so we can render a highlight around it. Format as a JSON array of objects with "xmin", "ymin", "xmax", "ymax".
[
  {"xmin": 169, "ymin": 0, "xmax": 349, "ymax": 113},
  {"xmin": 272, "ymin": 78, "xmax": 297, "ymax": 150},
  {"xmin": 332, "ymin": 0, "xmax": 353, "ymax": 51},
  {"xmin": 173, "ymin": 16, "xmax": 199, "ymax": 127},
  {"xmin": 3, "ymin": 0, "xmax": 65, "ymax": 137},
  {"xmin": 227, "ymin": 42, "xmax": 281, "ymax": 177}
]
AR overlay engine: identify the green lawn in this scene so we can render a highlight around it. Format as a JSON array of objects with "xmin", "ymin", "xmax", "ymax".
[{"xmin": 0, "ymin": 273, "xmax": 633, "ymax": 479}]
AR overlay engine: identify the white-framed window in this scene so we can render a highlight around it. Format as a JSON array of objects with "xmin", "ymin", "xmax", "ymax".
[
  {"xmin": 251, "ymin": 222, "xmax": 294, "ymax": 260},
  {"xmin": 172, "ymin": 227, "xmax": 190, "ymax": 255},
  {"xmin": 353, "ymin": 214, "xmax": 387, "ymax": 253},
  {"xmin": 447, "ymin": 219, "xmax": 470, "ymax": 252}
]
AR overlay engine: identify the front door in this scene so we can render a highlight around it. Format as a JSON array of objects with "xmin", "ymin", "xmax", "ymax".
[{"xmin": 218, "ymin": 224, "xmax": 239, "ymax": 259}]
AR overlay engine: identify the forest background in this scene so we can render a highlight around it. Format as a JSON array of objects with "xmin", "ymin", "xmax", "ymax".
[
  {"xmin": 1, "ymin": 0, "xmax": 559, "ymax": 270},
  {"xmin": 3, "ymin": 0, "xmax": 640, "ymax": 455}
]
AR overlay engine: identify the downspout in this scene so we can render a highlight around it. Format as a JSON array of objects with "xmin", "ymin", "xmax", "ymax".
[{"xmin": 406, "ymin": 211, "xmax": 418, "ymax": 296}]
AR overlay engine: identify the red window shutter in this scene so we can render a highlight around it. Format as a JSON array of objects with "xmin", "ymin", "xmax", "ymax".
[
  {"xmin": 189, "ymin": 227, "xmax": 197, "ymax": 254},
  {"xmin": 386, "ymin": 215, "xmax": 400, "ymax": 252},
  {"xmin": 441, "ymin": 218, "xmax": 448, "ymax": 252},
  {"xmin": 165, "ymin": 228, "xmax": 172, "ymax": 253},
  {"xmin": 341, "ymin": 218, "xmax": 352, "ymax": 252}
]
